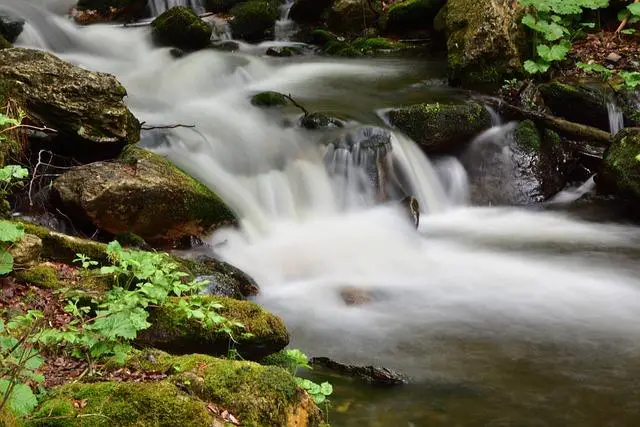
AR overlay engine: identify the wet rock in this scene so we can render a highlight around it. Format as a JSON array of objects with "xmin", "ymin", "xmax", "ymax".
[
  {"xmin": 0, "ymin": 48, "xmax": 140, "ymax": 155},
  {"xmin": 210, "ymin": 40, "xmax": 240, "ymax": 52},
  {"xmin": 251, "ymin": 91, "xmax": 289, "ymax": 107},
  {"xmin": 599, "ymin": 128, "xmax": 640, "ymax": 202},
  {"xmin": 401, "ymin": 195, "xmax": 420, "ymax": 228},
  {"xmin": 290, "ymin": 0, "xmax": 333, "ymax": 23},
  {"xmin": 184, "ymin": 254, "xmax": 260, "ymax": 299},
  {"xmin": 538, "ymin": 82, "xmax": 610, "ymax": 132},
  {"xmin": 386, "ymin": 0, "xmax": 445, "ymax": 34},
  {"xmin": 9, "ymin": 234, "xmax": 42, "ymax": 267},
  {"xmin": 230, "ymin": 1, "xmax": 279, "ymax": 42},
  {"xmin": 52, "ymin": 146, "xmax": 236, "ymax": 246},
  {"xmin": 266, "ymin": 46, "xmax": 303, "ymax": 57},
  {"xmin": 311, "ymin": 357, "xmax": 408, "ymax": 386},
  {"xmin": 300, "ymin": 113, "xmax": 344, "ymax": 130},
  {"xmin": 387, "ymin": 102, "xmax": 492, "ymax": 154},
  {"xmin": 328, "ymin": 0, "xmax": 376, "ymax": 36},
  {"xmin": 151, "ymin": 6, "xmax": 212, "ymax": 51},
  {"xmin": 0, "ymin": 13, "xmax": 24, "ymax": 43},
  {"xmin": 137, "ymin": 295, "xmax": 289, "ymax": 360},
  {"xmin": 445, "ymin": 0, "xmax": 526, "ymax": 85},
  {"xmin": 73, "ymin": 0, "xmax": 149, "ymax": 24}
]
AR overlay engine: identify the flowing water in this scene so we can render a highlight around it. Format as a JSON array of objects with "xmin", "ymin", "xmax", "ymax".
[
  {"xmin": 607, "ymin": 98, "xmax": 625, "ymax": 137},
  {"xmin": 7, "ymin": 2, "xmax": 640, "ymax": 425}
]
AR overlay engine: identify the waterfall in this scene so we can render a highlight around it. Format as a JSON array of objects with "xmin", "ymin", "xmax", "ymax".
[
  {"xmin": 274, "ymin": 0, "xmax": 297, "ymax": 41},
  {"xmin": 607, "ymin": 97, "xmax": 624, "ymax": 137},
  {"xmin": 148, "ymin": 0, "xmax": 206, "ymax": 16}
]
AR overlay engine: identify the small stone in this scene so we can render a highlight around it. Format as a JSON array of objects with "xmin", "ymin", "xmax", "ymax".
[{"xmin": 606, "ymin": 52, "xmax": 622, "ymax": 64}]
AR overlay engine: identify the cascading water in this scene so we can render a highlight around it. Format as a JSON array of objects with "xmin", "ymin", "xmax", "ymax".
[
  {"xmin": 607, "ymin": 96, "xmax": 625, "ymax": 137},
  {"xmin": 274, "ymin": 0, "xmax": 297, "ymax": 41},
  {"xmin": 9, "ymin": 2, "xmax": 640, "ymax": 425},
  {"xmin": 148, "ymin": 0, "xmax": 206, "ymax": 16}
]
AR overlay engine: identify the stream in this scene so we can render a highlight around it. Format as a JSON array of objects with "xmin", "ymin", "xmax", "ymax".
[{"xmin": 6, "ymin": 1, "xmax": 640, "ymax": 425}]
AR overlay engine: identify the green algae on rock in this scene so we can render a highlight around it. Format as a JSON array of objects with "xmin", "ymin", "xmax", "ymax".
[
  {"xmin": 388, "ymin": 102, "xmax": 492, "ymax": 153},
  {"xmin": 600, "ymin": 128, "xmax": 640, "ymax": 201},
  {"xmin": 251, "ymin": 91, "xmax": 289, "ymax": 107},
  {"xmin": 230, "ymin": 1, "xmax": 279, "ymax": 42},
  {"xmin": 445, "ymin": 0, "xmax": 525, "ymax": 85},
  {"xmin": 151, "ymin": 6, "xmax": 212, "ymax": 51},
  {"xmin": 0, "ymin": 48, "xmax": 140, "ymax": 151},
  {"xmin": 52, "ymin": 146, "xmax": 236, "ymax": 245},
  {"xmin": 136, "ymin": 295, "xmax": 289, "ymax": 360},
  {"xmin": 514, "ymin": 120, "xmax": 541, "ymax": 153}
]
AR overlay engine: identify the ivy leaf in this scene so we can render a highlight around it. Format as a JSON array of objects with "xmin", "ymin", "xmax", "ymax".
[
  {"xmin": 0, "ymin": 251, "xmax": 14, "ymax": 275},
  {"xmin": 0, "ymin": 221, "xmax": 24, "ymax": 243},
  {"xmin": 0, "ymin": 380, "xmax": 39, "ymax": 416}
]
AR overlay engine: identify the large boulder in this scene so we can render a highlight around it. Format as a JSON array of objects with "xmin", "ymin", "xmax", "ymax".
[
  {"xmin": 290, "ymin": 0, "xmax": 333, "ymax": 23},
  {"xmin": 0, "ymin": 13, "xmax": 23, "ymax": 43},
  {"xmin": 327, "ymin": 0, "xmax": 376, "ymax": 35},
  {"xmin": 136, "ymin": 296, "xmax": 289, "ymax": 360},
  {"xmin": 445, "ymin": 0, "xmax": 526, "ymax": 85},
  {"xmin": 151, "ymin": 6, "xmax": 212, "ymax": 51},
  {"xmin": 52, "ymin": 146, "xmax": 236, "ymax": 245},
  {"xmin": 73, "ymin": 0, "xmax": 149, "ymax": 24},
  {"xmin": 538, "ymin": 82, "xmax": 610, "ymax": 132},
  {"xmin": 230, "ymin": 1, "xmax": 279, "ymax": 42},
  {"xmin": 599, "ymin": 128, "xmax": 640, "ymax": 201},
  {"xmin": 0, "ymin": 48, "xmax": 140, "ymax": 155},
  {"xmin": 387, "ymin": 102, "xmax": 492, "ymax": 153},
  {"xmin": 386, "ymin": 0, "xmax": 445, "ymax": 34}
]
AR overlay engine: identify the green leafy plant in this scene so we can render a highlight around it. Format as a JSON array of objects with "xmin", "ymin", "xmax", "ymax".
[
  {"xmin": 0, "ymin": 310, "xmax": 45, "ymax": 417},
  {"xmin": 277, "ymin": 349, "xmax": 333, "ymax": 405},
  {"xmin": 577, "ymin": 61, "xmax": 614, "ymax": 80},
  {"xmin": 0, "ymin": 220, "xmax": 25, "ymax": 275},
  {"xmin": 519, "ymin": 0, "xmax": 609, "ymax": 74},
  {"xmin": 38, "ymin": 241, "xmax": 242, "ymax": 371}
]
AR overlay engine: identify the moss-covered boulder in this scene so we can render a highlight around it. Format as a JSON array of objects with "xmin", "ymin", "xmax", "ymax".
[
  {"xmin": 230, "ymin": 1, "xmax": 279, "ymax": 42},
  {"xmin": 290, "ymin": 0, "xmax": 333, "ymax": 23},
  {"xmin": 386, "ymin": 0, "xmax": 445, "ymax": 33},
  {"xmin": 599, "ymin": 128, "xmax": 640, "ymax": 201},
  {"xmin": 538, "ymin": 82, "xmax": 610, "ymax": 132},
  {"xmin": 0, "ymin": 13, "xmax": 24, "ymax": 43},
  {"xmin": 251, "ymin": 91, "xmax": 289, "ymax": 107},
  {"xmin": 0, "ymin": 48, "xmax": 140, "ymax": 155},
  {"xmin": 137, "ymin": 295, "xmax": 289, "ymax": 360},
  {"xmin": 73, "ymin": 0, "xmax": 149, "ymax": 24},
  {"xmin": 327, "ymin": 0, "xmax": 376, "ymax": 35},
  {"xmin": 126, "ymin": 351, "xmax": 324, "ymax": 426},
  {"xmin": 28, "ymin": 381, "xmax": 222, "ymax": 426},
  {"xmin": 151, "ymin": 6, "xmax": 212, "ymax": 51},
  {"xmin": 445, "ymin": 0, "xmax": 526, "ymax": 85},
  {"xmin": 52, "ymin": 146, "xmax": 236, "ymax": 245},
  {"xmin": 387, "ymin": 102, "xmax": 492, "ymax": 153}
]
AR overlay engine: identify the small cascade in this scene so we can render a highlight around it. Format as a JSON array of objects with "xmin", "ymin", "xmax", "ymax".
[
  {"xmin": 607, "ymin": 97, "xmax": 624, "ymax": 137},
  {"xmin": 207, "ymin": 15, "xmax": 233, "ymax": 40},
  {"xmin": 274, "ymin": 0, "xmax": 297, "ymax": 41},
  {"xmin": 148, "ymin": 0, "xmax": 206, "ymax": 17},
  {"xmin": 547, "ymin": 175, "xmax": 596, "ymax": 205}
]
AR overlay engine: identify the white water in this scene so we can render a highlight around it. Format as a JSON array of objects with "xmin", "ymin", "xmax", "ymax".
[
  {"xmin": 274, "ymin": 0, "xmax": 297, "ymax": 41},
  {"xmin": 9, "ymin": 0, "xmax": 640, "ymax": 380},
  {"xmin": 607, "ymin": 98, "xmax": 624, "ymax": 137},
  {"xmin": 149, "ymin": 0, "xmax": 206, "ymax": 16}
]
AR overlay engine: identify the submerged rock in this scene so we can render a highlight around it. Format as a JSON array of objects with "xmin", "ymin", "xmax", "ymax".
[
  {"xmin": 386, "ymin": 0, "xmax": 445, "ymax": 34},
  {"xmin": 387, "ymin": 102, "xmax": 492, "ymax": 153},
  {"xmin": 599, "ymin": 128, "xmax": 640, "ymax": 202},
  {"xmin": 445, "ymin": 0, "xmax": 526, "ymax": 85},
  {"xmin": 151, "ymin": 6, "xmax": 212, "ymax": 51},
  {"xmin": 137, "ymin": 295, "xmax": 289, "ymax": 360},
  {"xmin": 538, "ymin": 82, "xmax": 610, "ymax": 132},
  {"xmin": 0, "ymin": 13, "xmax": 24, "ymax": 43},
  {"xmin": 290, "ymin": 0, "xmax": 333, "ymax": 23},
  {"xmin": 230, "ymin": 1, "xmax": 279, "ymax": 42},
  {"xmin": 0, "ymin": 48, "xmax": 140, "ymax": 154},
  {"xmin": 52, "ymin": 146, "xmax": 236, "ymax": 245},
  {"xmin": 311, "ymin": 357, "xmax": 408, "ymax": 386}
]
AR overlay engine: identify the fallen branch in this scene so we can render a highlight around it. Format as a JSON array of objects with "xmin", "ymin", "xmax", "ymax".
[
  {"xmin": 284, "ymin": 94, "xmax": 309, "ymax": 116},
  {"xmin": 479, "ymin": 96, "xmax": 612, "ymax": 147},
  {"xmin": 139, "ymin": 122, "xmax": 196, "ymax": 130}
]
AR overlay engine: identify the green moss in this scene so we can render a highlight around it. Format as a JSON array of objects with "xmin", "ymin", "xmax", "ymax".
[
  {"xmin": 151, "ymin": 6, "xmax": 212, "ymax": 50},
  {"xmin": 16, "ymin": 265, "xmax": 58, "ymax": 289},
  {"xmin": 230, "ymin": 1, "xmax": 279, "ymax": 42},
  {"xmin": 387, "ymin": 0, "xmax": 444, "ymax": 32},
  {"xmin": 28, "ymin": 381, "xmax": 217, "ymax": 427},
  {"xmin": 538, "ymin": 82, "xmax": 609, "ymax": 130},
  {"xmin": 514, "ymin": 120, "xmax": 541, "ymax": 153},
  {"xmin": 433, "ymin": 4, "xmax": 447, "ymax": 32},
  {"xmin": 0, "ymin": 406, "xmax": 22, "ymax": 427},
  {"xmin": 0, "ymin": 34, "xmax": 11, "ymax": 49},
  {"xmin": 600, "ymin": 129, "xmax": 640, "ymax": 199},
  {"xmin": 137, "ymin": 295, "xmax": 289, "ymax": 360},
  {"xmin": 309, "ymin": 29, "xmax": 337, "ymax": 47},
  {"xmin": 250, "ymin": 91, "xmax": 288, "ymax": 107}
]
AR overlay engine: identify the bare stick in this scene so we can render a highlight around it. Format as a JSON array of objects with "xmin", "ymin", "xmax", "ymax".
[
  {"xmin": 616, "ymin": 0, "xmax": 640, "ymax": 33},
  {"xmin": 284, "ymin": 94, "xmax": 309, "ymax": 116},
  {"xmin": 139, "ymin": 121, "xmax": 196, "ymax": 130}
]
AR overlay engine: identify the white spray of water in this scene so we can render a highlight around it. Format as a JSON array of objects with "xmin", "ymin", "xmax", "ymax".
[
  {"xmin": 607, "ymin": 98, "xmax": 625, "ymax": 137},
  {"xmin": 8, "ymin": 1, "xmax": 640, "ymax": 376},
  {"xmin": 274, "ymin": 0, "xmax": 297, "ymax": 41}
]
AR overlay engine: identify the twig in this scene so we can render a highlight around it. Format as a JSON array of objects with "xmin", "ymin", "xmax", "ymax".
[
  {"xmin": 616, "ymin": 0, "xmax": 640, "ymax": 34},
  {"xmin": 139, "ymin": 121, "xmax": 196, "ymax": 130},
  {"xmin": 284, "ymin": 94, "xmax": 309, "ymax": 116}
]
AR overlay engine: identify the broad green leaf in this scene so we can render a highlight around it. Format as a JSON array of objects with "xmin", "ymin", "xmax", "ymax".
[
  {"xmin": 521, "ymin": 14, "xmax": 537, "ymax": 29},
  {"xmin": 628, "ymin": 3, "xmax": 640, "ymax": 16},
  {"xmin": 536, "ymin": 43, "xmax": 569, "ymax": 61},
  {"xmin": 320, "ymin": 382, "xmax": 333, "ymax": 395},
  {"xmin": 0, "ymin": 221, "xmax": 24, "ymax": 243},
  {"xmin": 0, "ymin": 251, "xmax": 14, "ymax": 275},
  {"xmin": 0, "ymin": 114, "xmax": 19, "ymax": 127},
  {"xmin": 622, "ymin": 28, "xmax": 637, "ymax": 35},
  {"xmin": 313, "ymin": 394, "xmax": 326, "ymax": 404},
  {"xmin": 0, "ymin": 380, "xmax": 39, "ymax": 416},
  {"xmin": 524, "ymin": 60, "xmax": 550, "ymax": 74}
]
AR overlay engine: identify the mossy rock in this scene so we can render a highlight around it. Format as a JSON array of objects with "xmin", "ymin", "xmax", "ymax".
[
  {"xmin": 151, "ymin": 6, "xmax": 212, "ymax": 51},
  {"xmin": 0, "ymin": 13, "xmax": 24, "ymax": 44},
  {"xmin": 386, "ymin": 0, "xmax": 445, "ymax": 33},
  {"xmin": 251, "ymin": 91, "xmax": 289, "ymax": 107},
  {"xmin": 136, "ymin": 295, "xmax": 289, "ymax": 360},
  {"xmin": 289, "ymin": 0, "xmax": 334, "ymax": 23},
  {"xmin": 52, "ymin": 145, "xmax": 236, "ymax": 246},
  {"xmin": 125, "ymin": 351, "xmax": 324, "ymax": 427},
  {"xmin": 28, "ymin": 381, "xmax": 222, "ymax": 426},
  {"xmin": 350, "ymin": 37, "xmax": 407, "ymax": 55},
  {"xmin": 446, "ymin": 0, "xmax": 526, "ymax": 85},
  {"xmin": 9, "ymin": 233, "xmax": 42, "ymax": 268},
  {"xmin": 0, "ymin": 34, "xmax": 11, "ymax": 49},
  {"xmin": 538, "ymin": 82, "xmax": 610, "ymax": 132},
  {"xmin": 513, "ymin": 120, "xmax": 541, "ymax": 153},
  {"xmin": 599, "ymin": 128, "xmax": 640, "ymax": 201},
  {"xmin": 230, "ymin": 1, "xmax": 279, "ymax": 42},
  {"xmin": 300, "ymin": 113, "xmax": 344, "ymax": 130},
  {"xmin": 387, "ymin": 102, "xmax": 492, "ymax": 153},
  {"xmin": 327, "ymin": 0, "xmax": 376, "ymax": 36}
]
